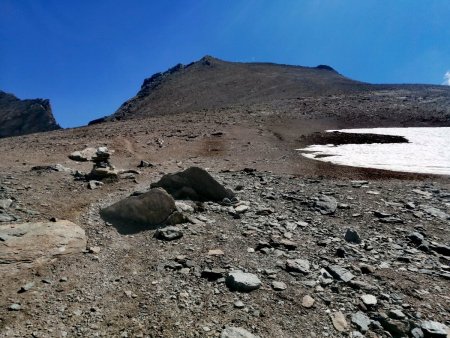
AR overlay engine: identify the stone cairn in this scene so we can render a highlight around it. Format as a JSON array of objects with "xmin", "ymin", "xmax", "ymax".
[{"xmin": 88, "ymin": 147, "xmax": 118, "ymax": 181}]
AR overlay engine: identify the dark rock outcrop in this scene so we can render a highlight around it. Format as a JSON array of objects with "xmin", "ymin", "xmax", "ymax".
[
  {"xmin": 0, "ymin": 91, "xmax": 61, "ymax": 138},
  {"xmin": 150, "ymin": 167, "xmax": 235, "ymax": 202}
]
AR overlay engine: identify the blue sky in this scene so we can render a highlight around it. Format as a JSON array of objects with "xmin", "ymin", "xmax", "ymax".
[{"xmin": 1, "ymin": 0, "xmax": 449, "ymax": 128}]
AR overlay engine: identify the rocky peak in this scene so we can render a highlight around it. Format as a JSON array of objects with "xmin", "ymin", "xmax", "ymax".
[{"xmin": 0, "ymin": 91, "xmax": 61, "ymax": 138}]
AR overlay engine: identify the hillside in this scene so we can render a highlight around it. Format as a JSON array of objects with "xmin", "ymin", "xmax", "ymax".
[
  {"xmin": 0, "ymin": 91, "xmax": 61, "ymax": 138},
  {"xmin": 100, "ymin": 56, "xmax": 450, "ymax": 127}
]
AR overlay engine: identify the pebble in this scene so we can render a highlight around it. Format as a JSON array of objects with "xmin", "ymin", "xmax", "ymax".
[
  {"xmin": 8, "ymin": 303, "xmax": 21, "ymax": 311},
  {"xmin": 271, "ymin": 281, "xmax": 287, "ymax": 291},
  {"xmin": 360, "ymin": 294, "xmax": 377, "ymax": 306},
  {"xmin": 331, "ymin": 311, "xmax": 348, "ymax": 332},
  {"xmin": 302, "ymin": 295, "xmax": 315, "ymax": 308}
]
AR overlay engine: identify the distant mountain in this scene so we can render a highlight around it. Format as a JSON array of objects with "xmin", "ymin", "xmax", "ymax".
[
  {"xmin": 101, "ymin": 56, "xmax": 367, "ymax": 122},
  {"xmin": 0, "ymin": 91, "xmax": 61, "ymax": 138},
  {"xmin": 94, "ymin": 56, "xmax": 450, "ymax": 127}
]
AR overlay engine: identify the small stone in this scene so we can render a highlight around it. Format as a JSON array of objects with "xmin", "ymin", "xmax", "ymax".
[
  {"xmin": 351, "ymin": 311, "xmax": 371, "ymax": 332},
  {"xmin": 154, "ymin": 226, "xmax": 183, "ymax": 241},
  {"xmin": 87, "ymin": 180, "xmax": 103, "ymax": 190},
  {"xmin": 226, "ymin": 271, "xmax": 261, "ymax": 292},
  {"xmin": 314, "ymin": 195, "xmax": 337, "ymax": 215},
  {"xmin": 286, "ymin": 259, "xmax": 310, "ymax": 274},
  {"xmin": 8, "ymin": 303, "xmax": 21, "ymax": 311},
  {"xmin": 208, "ymin": 249, "xmax": 224, "ymax": 256},
  {"xmin": 331, "ymin": 311, "xmax": 348, "ymax": 332},
  {"xmin": 234, "ymin": 300, "xmax": 245, "ymax": 309},
  {"xmin": 388, "ymin": 309, "xmax": 406, "ymax": 320},
  {"xmin": 360, "ymin": 294, "xmax": 377, "ymax": 306},
  {"xmin": 271, "ymin": 281, "xmax": 287, "ymax": 291},
  {"xmin": 326, "ymin": 265, "xmax": 355, "ymax": 282},
  {"xmin": 18, "ymin": 282, "xmax": 34, "ymax": 293},
  {"xmin": 221, "ymin": 327, "xmax": 260, "ymax": 338},
  {"xmin": 137, "ymin": 160, "xmax": 153, "ymax": 168},
  {"xmin": 88, "ymin": 246, "xmax": 101, "ymax": 254},
  {"xmin": 420, "ymin": 321, "xmax": 449, "ymax": 337},
  {"xmin": 234, "ymin": 205, "xmax": 249, "ymax": 214},
  {"xmin": 344, "ymin": 228, "xmax": 361, "ymax": 244},
  {"xmin": 302, "ymin": 295, "xmax": 315, "ymax": 308}
]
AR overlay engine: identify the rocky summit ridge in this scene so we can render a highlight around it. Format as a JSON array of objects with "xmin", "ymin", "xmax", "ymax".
[{"xmin": 0, "ymin": 91, "xmax": 61, "ymax": 138}]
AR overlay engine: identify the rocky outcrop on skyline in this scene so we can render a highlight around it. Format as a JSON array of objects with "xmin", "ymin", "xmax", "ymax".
[{"xmin": 0, "ymin": 91, "xmax": 61, "ymax": 138}]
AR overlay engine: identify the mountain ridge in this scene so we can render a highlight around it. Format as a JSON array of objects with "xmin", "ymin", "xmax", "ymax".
[{"xmin": 94, "ymin": 55, "xmax": 450, "ymax": 126}]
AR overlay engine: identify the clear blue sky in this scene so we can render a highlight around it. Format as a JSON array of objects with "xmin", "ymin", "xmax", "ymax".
[{"xmin": 1, "ymin": 0, "xmax": 449, "ymax": 128}]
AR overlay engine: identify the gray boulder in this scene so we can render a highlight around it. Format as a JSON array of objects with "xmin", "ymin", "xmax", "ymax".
[
  {"xmin": 100, "ymin": 188, "xmax": 176, "ymax": 234},
  {"xmin": 150, "ymin": 167, "xmax": 234, "ymax": 201}
]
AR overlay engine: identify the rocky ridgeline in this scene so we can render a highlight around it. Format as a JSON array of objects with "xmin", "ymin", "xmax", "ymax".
[{"xmin": 1, "ymin": 167, "xmax": 449, "ymax": 337}]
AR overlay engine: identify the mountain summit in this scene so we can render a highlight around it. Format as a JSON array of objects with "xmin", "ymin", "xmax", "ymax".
[
  {"xmin": 0, "ymin": 91, "xmax": 61, "ymax": 138},
  {"xmin": 104, "ymin": 56, "xmax": 364, "ymax": 122}
]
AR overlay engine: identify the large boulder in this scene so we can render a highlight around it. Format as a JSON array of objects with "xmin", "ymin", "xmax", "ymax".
[
  {"xmin": 150, "ymin": 167, "xmax": 234, "ymax": 201},
  {"xmin": 0, "ymin": 220, "xmax": 86, "ymax": 272},
  {"xmin": 100, "ymin": 188, "xmax": 176, "ymax": 234}
]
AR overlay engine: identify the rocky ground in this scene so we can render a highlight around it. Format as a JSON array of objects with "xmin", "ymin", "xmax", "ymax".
[{"xmin": 0, "ymin": 110, "xmax": 449, "ymax": 337}]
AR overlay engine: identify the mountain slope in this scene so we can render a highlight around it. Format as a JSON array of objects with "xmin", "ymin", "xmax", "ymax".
[
  {"xmin": 107, "ymin": 56, "xmax": 368, "ymax": 121},
  {"xmin": 0, "ymin": 91, "xmax": 61, "ymax": 138},
  {"xmin": 101, "ymin": 56, "xmax": 450, "ymax": 127}
]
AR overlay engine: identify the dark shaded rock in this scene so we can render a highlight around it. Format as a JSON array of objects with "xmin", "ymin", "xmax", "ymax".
[
  {"xmin": 408, "ymin": 232, "xmax": 425, "ymax": 245},
  {"xmin": 150, "ymin": 167, "xmax": 234, "ymax": 201},
  {"xmin": 429, "ymin": 243, "xmax": 450, "ymax": 256},
  {"xmin": 0, "ymin": 91, "xmax": 60, "ymax": 138},
  {"xmin": 344, "ymin": 228, "xmax": 361, "ymax": 244},
  {"xmin": 201, "ymin": 268, "xmax": 225, "ymax": 281},
  {"xmin": 100, "ymin": 188, "xmax": 176, "ymax": 234}
]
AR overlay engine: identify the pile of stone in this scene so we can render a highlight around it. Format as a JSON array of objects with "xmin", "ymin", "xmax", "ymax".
[{"xmin": 87, "ymin": 147, "xmax": 118, "ymax": 181}]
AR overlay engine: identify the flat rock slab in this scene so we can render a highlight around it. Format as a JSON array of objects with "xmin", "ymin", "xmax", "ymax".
[
  {"xmin": 326, "ymin": 265, "xmax": 355, "ymax": 282},
  {"xmin": 100, "ymin": 188, "xmax": 176, "ymax": 234},
  {"xmin": 0, "ymin": 220, "xmax": 86, "ymax": 271}
]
